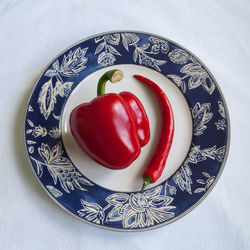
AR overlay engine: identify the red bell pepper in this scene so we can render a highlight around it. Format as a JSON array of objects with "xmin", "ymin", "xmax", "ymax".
[{"xmin": 70, "ymin": 70, "xmax": 150, "ymax": 170}]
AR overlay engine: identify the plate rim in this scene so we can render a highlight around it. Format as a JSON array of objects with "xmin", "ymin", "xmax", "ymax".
[{"xmin": 24, "ymin": 30, "xmax": 231, "ymax": 232}]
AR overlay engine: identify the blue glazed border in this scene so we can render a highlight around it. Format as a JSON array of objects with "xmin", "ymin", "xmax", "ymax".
[{"xmin": 24, "ymin": 31, "xmax": 229, "ymax": 231}]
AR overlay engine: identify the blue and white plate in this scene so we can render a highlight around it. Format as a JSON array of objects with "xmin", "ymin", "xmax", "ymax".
[{"xmin": 25, "ymin": 31, "xmax": 230, "ymax": 231}]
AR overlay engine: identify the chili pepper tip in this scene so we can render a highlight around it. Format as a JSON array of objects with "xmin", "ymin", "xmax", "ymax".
[{"xmin": 141, "ymin": 175, "xmax": 153, "ymax": 192}]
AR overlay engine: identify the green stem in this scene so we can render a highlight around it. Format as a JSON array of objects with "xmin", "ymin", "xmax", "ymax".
[
  {"xmin": 97, "ymin": 69, "xmax": 123, "ymax": 96},
  {"xmin": 141, "ymin": 175, "xmax": 153, "ymax": 192}
]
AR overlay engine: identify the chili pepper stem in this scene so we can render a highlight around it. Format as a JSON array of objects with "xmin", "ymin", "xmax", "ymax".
[
  {"xmin": 141, "ymin": 175, "xmax": 153, "ymax": 192},
  {"xmin": 97, "ymin": 70, "xmax": 123, "ymax": 96}
]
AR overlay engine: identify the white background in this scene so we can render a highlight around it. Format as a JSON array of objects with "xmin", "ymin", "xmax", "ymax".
[{"xmin": 0, "ymin": 0, "xmax": 249, "ymax": 249}]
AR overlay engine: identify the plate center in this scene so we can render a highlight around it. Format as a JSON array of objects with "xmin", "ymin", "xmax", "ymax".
[{"xmin": 61, "ymin": 65, "xmax": 192, "ymax": 192}]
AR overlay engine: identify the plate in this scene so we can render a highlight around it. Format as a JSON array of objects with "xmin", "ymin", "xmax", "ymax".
[{"xmin": 25, "ymin": 31, "xmax": 230, "ymax": 231}]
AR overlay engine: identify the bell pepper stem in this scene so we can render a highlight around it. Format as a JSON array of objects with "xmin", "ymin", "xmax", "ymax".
[
  {"xmin": 97, "ymin": 69, "xmax": 124, "ymax": 96},
  {"xmin": 141, "ymin": 175, "xmax": 153, "ymax": 192}
]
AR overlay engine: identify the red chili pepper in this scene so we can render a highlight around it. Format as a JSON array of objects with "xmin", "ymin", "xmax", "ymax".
[
  {"xmin": 70, "ymin": 70, "xmax": 150, "ymax": 170},
  {"xmin": 133, "ymin": 75, "xmax": 174, "ymax": 191}
]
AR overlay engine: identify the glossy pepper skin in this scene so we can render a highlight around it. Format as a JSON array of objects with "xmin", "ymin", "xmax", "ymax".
[
  {"xmin": 133, "ymin": 75, "xmax": 174, "ymax": 191},
  {"xmin": 70, "ymin": 70, "xmax": 150, "ymax": 170}
]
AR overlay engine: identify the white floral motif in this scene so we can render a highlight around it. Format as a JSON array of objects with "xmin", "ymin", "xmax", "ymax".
[
  {"xmin": 149, "ymin": 37, "xmax": 169, "ymax": 54},
  {"xmin": 94, "ymin": 34, "xmax": 121, "ymax": 66},
  {"xmin": 78, "ymin": 200, "xmax": 105, "ymax": 224},
  {"xmin": 106, "ymin": 186, "xmax": 175, "ymax": 228},
  {"xmin": 215, "ymin": 119, "xmax": 227, "ymax": 130},
  {"xmin": 174, "ymin": 144, "xmax": 226, "ymax": 194},
  {"xmin": 181, "ymin": 62, "xmax": 215, "ymax": 94},
  {"xmin": 28, "ymin": 105, "xmax": 34, "ymax": 112},
  {"xmin": 32, "ymin": 125, "xmax": 47, "ymax": 137},
  {"xmin": 77, "ymin": 186, "xmax": 175, "ymax": 228},
  {"xmin": 28, "ymin": 146, "xmax": 34, "ymax": 154},
  {"xmin": 167, "ymin": 50, "xmax": 215, "ymax": 94},
  {"xmin": 165, "ymin": 181, "xmax": 177, "ymax": 195},
  {"xmin": 38, "ymin": 78, "xmax": 73, "ymax": 120},
  {"xmin": 27, "ymin": 140, "xmax": 36, "ymax": 145},
  {"xmin": 26, "ymin": 119, "xmax": 60, "ymax": 139},
  {"xmin": 167, "ymin": 74, "xmax": 186, "ymax": 93},
  {"xmin": 30, "ymin": 142, "xmax": 93, "ymax": 193},
  {"xmin": 188, "ymin": 145, "xmax": 226, "ymax": 163},
  {"xmin": 173, "ymin": 164, "xmax": 193, "ymax": 194},
  {"xmin": 121, "ymin": 33, "xmax": 140, "ymax": 51},
  {"xmin": 45, "ymin": 47, "xmax": 88, "ymax": 78},
  {"xmin": 169, "ymin": 49, "xmax": 189, "ymax": 64},
  {"xmin": 133, "ymin": 43, "xmax": 167, "ymax": 71},
  {"xmin": 215, "ymin": 101, "xmax": 227, "ymax": 130},
  {"xmin": 46, "ymin": 185, "xmax": 63, "ymax": 198},
  {"xmin": 38, "ymin": 78, "xmax": 56, "ymax": 120},
  {"xmin": 218, "ymin": 101, "xmax": 226, "ymax": 118},
  {"xmin": 94, "ymin": 33, "xmax": 167, "ymax": 71},
  {"xmin": 194, "ymin": 172, "xmax": 215, "ymax": 193},
  {"xmin": 192, "ymin": 102, "xmax": 213, "ymax": 136},
  {"xmin": 39, "ymin": 47, "xmax": 88, "ymax": 120}
]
